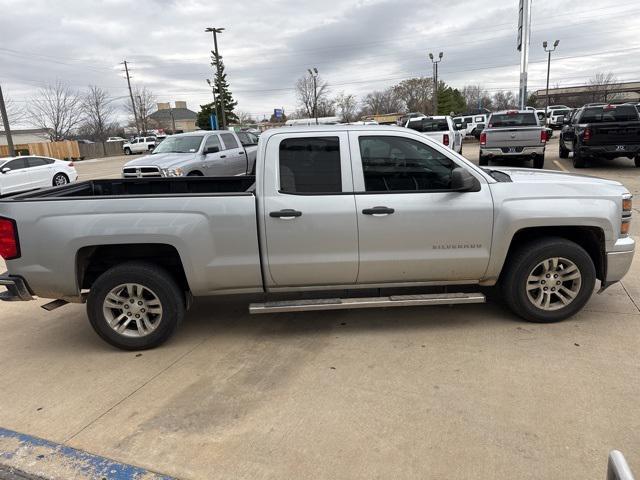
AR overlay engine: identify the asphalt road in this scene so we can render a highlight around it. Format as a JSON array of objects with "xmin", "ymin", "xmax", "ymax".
[{"xmin": 1, "ymin": 137, "xmax": 640, "ymax": 479}]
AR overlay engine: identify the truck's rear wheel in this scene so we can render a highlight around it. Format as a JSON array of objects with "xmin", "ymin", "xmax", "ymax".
[
  {"xmin": 635, "ymin": 155, "xmax": 640, "ymax": 168},
  {"xmin": 559, "ymin": 141, "xmax": 569, "ymax": 159},
  {"xmin": 501, "ymin": 238, "xmax": 595, "ymax": 323},
  {"xmin": 573, "ymin": 143, "xmax": 586, "ymax": 168},
  {"xmin": 533, "ymin": 155, "xmax": 544, "ymax": 169},
  {"xmin": 87, "ymin": 262, "xmax": 185, "ymax": 350},
  {"xmin": 479, "ymin": 154, "xmax": 488, "ymax": 166}
]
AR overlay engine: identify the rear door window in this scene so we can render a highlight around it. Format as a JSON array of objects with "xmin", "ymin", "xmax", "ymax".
[
  {"xmin": 27, "ymin": 157, "xmax": 49, "ymax": 167},
  {"xmin": 279, "ymin": 137, "xmax": 342, "ymax": 194},
  {"xmin": 220, "ymin": 133, "xmax": 240, "ymax": 150}
]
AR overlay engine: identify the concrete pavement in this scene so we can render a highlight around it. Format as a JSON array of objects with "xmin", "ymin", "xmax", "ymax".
[{"xmin": 1, "ymin": 138, "xmax": 640, "ymax": 479}]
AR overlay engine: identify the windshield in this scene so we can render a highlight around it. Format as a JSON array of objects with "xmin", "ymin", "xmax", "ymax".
[
  {"xmin": 152, "ymin": 136, "xmax": 204, "ymax": 154},
  {"xmin": 488, "ymin": 113, "xmax": 537, "ymax": 128},
  {"xmin": 580, "ymin": 106, "xmax": 639, "ymax": 123},
  {"xmin": 407, "ymin": 119, "xmax": 449, "ymax": 132}
]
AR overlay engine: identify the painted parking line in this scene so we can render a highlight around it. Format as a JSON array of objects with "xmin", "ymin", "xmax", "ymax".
[
  {"xmin": 553, "ymin": 160, "xmax": 569, "ymax": 172},
  {"xmin": 0, "ymin": 427, "xmax": 174, "ymax": 480}
]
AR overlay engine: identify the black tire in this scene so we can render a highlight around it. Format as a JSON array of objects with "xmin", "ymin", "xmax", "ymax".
[
  {"xmin": 573, "ymin": 143, "xmax": 586, "ymax": 168},
  {"xmin": 559, "ymin": 140, "xmax": 569, "ymax": 159},
  {"xmin": 187, "ymin": 171, "xmax": 204, "ymax": 176},
  {"xmin": 124, "ymin": 148, "xmax": 131, "ymax": 155},
  {"xmin": 533, "ymin": 155, "xmax": 544, "ymax": 169},
  {"xmin": 86, "ymin": 262, "xmax": 185, "ymax": 350},
  {"xmin": 458, "ymin": 143, "xmax": 463, "ymax": 155},
  {"xmin": 635, "ymin": 156, "xmax": 640, "ymax": 168},
  {"xmin": 52, "ymin": 173, "xmax": 69, "ymax": 186},
  {"xmin": 479, "ymin": 154, "xmax": 489, "ymax": 166},
  {"xmin": 501, "ymin": 238, "xmax": 596, "ymax": 323}
]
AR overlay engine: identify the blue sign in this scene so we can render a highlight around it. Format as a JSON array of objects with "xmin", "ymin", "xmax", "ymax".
[
  {"xmin": 274, "ymin": 108, "xmax": 284, "ymax": 119},
  {"xmin": 209, "ymin": 114, "xmax": 218, "ymax": 130}
]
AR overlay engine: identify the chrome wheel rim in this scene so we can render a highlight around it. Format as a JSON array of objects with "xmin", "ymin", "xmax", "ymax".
[
  {"xmin": 102, "ymin": 283, "xmax": 163, "ymax": 337},
  {"xmin": 526, "ymin": 257, "xmax": 582, "ymax": 311},
  {"xmin": 54, "ymin": 175, "xmax": 67, "ymax": 186}
]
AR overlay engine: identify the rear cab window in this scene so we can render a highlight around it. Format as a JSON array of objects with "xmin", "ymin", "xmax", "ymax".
[
  {"xmin": 580, "ymin": 105, "xmax": 640, "ymax": 123},
  {"xmin": 407, "ymin": 118, "xmax": 450, "ymax": 132},
  {"xmin": 488, "ymin": 112, "xmax": 538, "ymax": 128}
]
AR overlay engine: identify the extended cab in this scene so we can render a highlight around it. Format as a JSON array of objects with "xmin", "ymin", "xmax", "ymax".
[
  {"xmin": 480, "ymin": 110, "xmax": 547, "ymax": 169},
  {"xmin": 122, "ymin": 130, "xmax": 257, "ymax": 178},
  {"xmin": 559, "ymin": 104, "xmax": 640, "ymax": 168},
  {"xmin": 0, "ymin": 126, "xmax": 634, "ymax": 350}
]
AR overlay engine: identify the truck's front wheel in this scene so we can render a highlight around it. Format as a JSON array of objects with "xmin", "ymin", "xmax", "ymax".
[
  {"xmin": 502, "ymin": 238, "xmax": 595, "ymax": 323},
  {"xmin": 87, "ymin": 262, "xmax": 185, "ymax": 350}
]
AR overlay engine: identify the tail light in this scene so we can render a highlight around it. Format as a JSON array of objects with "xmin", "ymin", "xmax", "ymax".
[
  {"xmin": 443, "ymin": 134, "xmax": 450, "ymax": 146},
  {"xmin": 480, "ymin": 132, "xmax": 487, "ymax": 146},
  {"xmin": 583, "ymin": 127, "xmax": 592, "ymax": 142},
  {"xmin": 541, "ymin": 130, "xmax": 547, "ymax": 143},
  {"xmin": 0, "ymin": 217, "xmax": 20, "ymax": 260}
]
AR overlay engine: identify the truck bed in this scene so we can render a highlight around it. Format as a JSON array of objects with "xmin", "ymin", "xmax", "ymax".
[{"xmin": 4, "ymin": 176, "xmax": 256, "ymax": 201}]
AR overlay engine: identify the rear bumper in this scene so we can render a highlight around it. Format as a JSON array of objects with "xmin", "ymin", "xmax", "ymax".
[
  {"xmin": 0, "ymin": 272, "xmax": 34, "ymax": 301},
  {"xmin": 605, "ymin": 237, "xmax": 635, "ymax": 283},
  {"xmin": 481, "ymin": 146, "xmax": 545, "ymax": 158},
  {"xmin": 579, "ymin": 144, "xmax": 640, "ymax": 157}
]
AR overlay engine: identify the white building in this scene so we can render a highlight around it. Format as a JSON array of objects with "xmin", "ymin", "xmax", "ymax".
[{"xmin": 0, "ymin": 128, "xmax": 50, "ymax": 146}]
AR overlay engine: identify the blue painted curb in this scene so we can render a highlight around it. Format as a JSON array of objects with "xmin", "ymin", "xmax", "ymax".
[{"xmin": 0, "ymin": 427, "xmax": 175, "ymax": 480}]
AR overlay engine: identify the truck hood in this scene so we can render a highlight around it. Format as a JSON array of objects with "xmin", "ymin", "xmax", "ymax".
[
  {"xmin": 490, "ymin": 167, "xmax": 623, "ymax": 187},
  {"xmin": 123, "ymin": 152, "xmax": 198, "ymax": 169}
]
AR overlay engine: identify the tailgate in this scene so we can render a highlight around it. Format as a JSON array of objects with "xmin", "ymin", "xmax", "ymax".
[
  {"xmin": 485, "ymin": 127, "xmax": 543, "ymax": 148},
  {"xmin": 591, "ymin": 122, "xmax": 640, "ymax": 145}
]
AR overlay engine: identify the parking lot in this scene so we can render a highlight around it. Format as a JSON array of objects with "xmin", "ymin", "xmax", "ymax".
[{"xmin": 2, "ymin": 137, "xmax": 640, "ymax": 479}]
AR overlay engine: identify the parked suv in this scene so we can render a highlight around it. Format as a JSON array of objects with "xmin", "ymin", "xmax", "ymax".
[{"xmin": 123, "ymin": 136, "xmax": 157, "ymax": 155}]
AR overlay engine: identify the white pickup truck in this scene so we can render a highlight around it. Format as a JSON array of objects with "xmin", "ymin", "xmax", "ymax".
[
  {"xmin": 0, "ymin": 125, "xmax": 634, "ymax": 350},
  {"xmin": 405, "ymin": 116, "xmax": 463, "ymax": 154}
]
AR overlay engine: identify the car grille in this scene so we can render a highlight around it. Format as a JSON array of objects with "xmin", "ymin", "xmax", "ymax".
[{"xmin": 122, "ymin": 166, "xmax": 163, "ymax": 178}]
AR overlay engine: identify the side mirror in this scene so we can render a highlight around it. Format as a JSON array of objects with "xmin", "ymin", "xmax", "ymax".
[
  {"xmin": 563, "ymin": 116, "xmax": 570, "ymax": 125},
  {"xmin": 1, "ymin": 167, "xmax": 10, "ymax": 174},
  {"xmin": 451, "ymin": 167, "xmax": 479, "ymax": 192},
  {"xmin": 204, "ymin": 145, "xmax": 219, "ymax": 155}
]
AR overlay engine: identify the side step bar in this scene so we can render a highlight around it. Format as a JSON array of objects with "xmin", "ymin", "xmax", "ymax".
[{"xmin": 249, "ymin": 292, "xmax": 485, "ymax": 314}]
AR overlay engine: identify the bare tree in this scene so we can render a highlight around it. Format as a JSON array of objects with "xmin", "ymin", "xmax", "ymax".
[
  {"xmin": 29, "ymin": 81, "xmax": 83, "ymax": 141},
  {"xmin": 124, "ymin": 86, "xmax": 156, "ymax": 133},
  {"xmin": 0, "ymin": 92, "xmax": 26, "ymax": 130},
  {"xmin": 81, "ymin": 86, "xmax": 117, "ymax": 142},
  {"xmin": 236, "ymin": 110, "xmax": 255, "ymax": 125},
  {"xmin": 360, "ymin": 88, "xmax": 403, "ymax": 116},
  {"xmin": 492, "ymin": 90, "xmax": 518, "ymax": 110},
  {"xmin": 588, "ymin": 72, "xmax": 621, "ymax": 103},
  {"xmin": 461, "ymin": 85, "xmax": 493, "ymax": 112},
  {"xmin": 335, "ymin": 92, "xmax": 357, "ymax": 122},
  {"xmin": 295, "ymin": 74, "xmax": 329, "ymax": 118},
  {"xmin": 393, "ymin": 77, "xmax": 433, "ymax": 114}
]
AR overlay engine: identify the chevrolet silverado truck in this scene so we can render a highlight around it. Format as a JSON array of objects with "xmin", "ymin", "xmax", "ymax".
[
  {"xmin": 480, "ymin": 110, "xmax": 547, "ymax": 169},
  {"xmin": 559, "ymin": 104, "xmax": 640, "ymax": 168},
  {"xmin": 0, "ymin": 125, "xmax": 634, "ymax": 350},
  {"xmin": 122, "ymin": 130, "xmax": 257, "ymax": 178}
]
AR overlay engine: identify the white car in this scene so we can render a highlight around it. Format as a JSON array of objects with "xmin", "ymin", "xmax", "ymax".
[
  {"xmin": 405, "ymin": 115, "xmax": 463, "ymax": 154},
  {"xmin": 0, "ymin": 156, "xmax": 78, "ymax": 196},
  {"xmin": 123, "ymin": 136, "xmax": 157, "ymax": 155}
]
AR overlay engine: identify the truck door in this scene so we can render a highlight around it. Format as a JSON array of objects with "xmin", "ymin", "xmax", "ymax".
[
  {"xmin": 201, "ymin": 134, "xmax": 227, "ymax": 176},
  {"xmin": 219, "ymin": 132, "xmax": 247, "ymax": 175},
  {"xmin": 262, "ymin": 132, "xmax": 359, "ymax": 287},
  {"xmin": 349, "ymin": 131, "xmax": 494, "ymax": 284}
]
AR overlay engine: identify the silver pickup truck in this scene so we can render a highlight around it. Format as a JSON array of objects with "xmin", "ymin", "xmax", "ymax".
[
  {"xmin": 0, "ymin": 125, "xmax": 634, "ymax": 350},
  {"xmin": 122, "ymin": 130, "xmax": 258, "ymax": 178},
  {"xmin": 480, "ymin": 110, "xmax": 547, "ymax": 169}
]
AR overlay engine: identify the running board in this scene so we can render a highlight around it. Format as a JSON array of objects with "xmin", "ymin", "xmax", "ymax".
[{"xmin": 249, "ymin": 292, "xmax": 485, "ymax": 314}]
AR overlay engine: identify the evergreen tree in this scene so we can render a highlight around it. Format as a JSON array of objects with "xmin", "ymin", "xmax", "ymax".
[
  {"xmin": 196, "ymin": 103, "xmax": 215, "ymax": 130},
  {"xmin": 210, "ymin": 52, "xmax": 238, "ymax": 124},
  {"xmin": 437, "ymin": 83, "xmax": 466, "ymax": 115}
]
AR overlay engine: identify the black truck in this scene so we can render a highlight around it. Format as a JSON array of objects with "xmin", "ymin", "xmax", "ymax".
[{"xmin": 559, "ymin": 104, "xmax": 640, "ymax": 168}]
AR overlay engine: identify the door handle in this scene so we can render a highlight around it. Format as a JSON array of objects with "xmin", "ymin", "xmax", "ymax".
[
  {"xmin": 239, "ymin": 151, "xmax": 245, "ymax": 155},
  {"xmin": 220, "ymin": 155, "xmax": 226, "ymax": 158},
  {"xmin": 270, "ymin": 209, "xmax": 302, "ymax": 219},
  {"xmin": 362, "ymin": 206, "xmax": 395, "ymax": 216}
]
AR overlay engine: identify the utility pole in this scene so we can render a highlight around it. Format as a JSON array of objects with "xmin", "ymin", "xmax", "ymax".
[
  {"xmin": 517, "ymin": 0, "xmax": 532, "ymax": 109},
  {"xmin": 206, "ymin": 27, "xmax": 226, "ymax": 130},
  {"xmin": 169, "ymin": 107, "xmax": 176, "ymax": 133},
  {"xmin": 0, "ymin": 86, "xmax": 15, "ymax": 156},
  {"xmin": 543, "ymin": 40, "xmax": 560, "ymax": 121},
  {"xmin": 137, "ymin": 94, "xmax": 145, "ymax": 134},
  {"xmin": 122, "ymin": 60, "xmax": 140, "ymax": 136},
  {"xmin": 308, "ymin": 68, "xmax": 319, "ymax": 124},
  {"xmin": 428, "ymin": 52, "xmax": 443, "ymax": 115}
]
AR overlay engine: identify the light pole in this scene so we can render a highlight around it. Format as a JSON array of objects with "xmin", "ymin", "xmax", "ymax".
[
  {"xmin": 429, "ymin": 52, "xmax": 443, "ymax": 115},
  {"xmin": 543, "ymin": 40, "xmax": 560, "ymax": 122},
  {"xmin": 205, "ymin": 27, "xmax": 226, "ymax": 130},
  {"xmin": 206, "ymin": 78, "xmax": 218, "ymax": 129},
  {"xmin": 308, "ymin": 68, "xmax": 319, "ymax": 125}
]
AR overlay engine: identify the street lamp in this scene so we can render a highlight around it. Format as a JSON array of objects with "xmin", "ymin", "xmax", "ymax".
[
  {"xmin": 543, "ymin": 40, "xmax": 560, "ymax": 122},
  {"xmin": 205, "ymin": 27, "xmax": 226, "ymax": 130},
  {"xmin": 428, "ymin": 52, "xmax": 443, "ymax": 114},
  {"xmin": 308, "ymin": 67, "xmax": 319, "ymax": 125}
]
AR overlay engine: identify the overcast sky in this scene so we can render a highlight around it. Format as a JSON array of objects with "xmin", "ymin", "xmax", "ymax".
[{"xmin": 1, "ymin": 0, "xmax": 638, "ymax": 124}]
